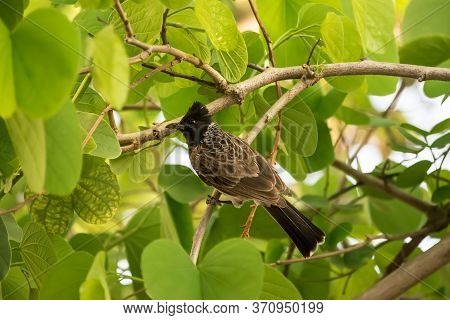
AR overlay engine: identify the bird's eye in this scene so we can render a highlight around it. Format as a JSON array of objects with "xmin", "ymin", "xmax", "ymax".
[{"xmin": 191, "ymin": 120, "xmax": 196, "ymax": 124}]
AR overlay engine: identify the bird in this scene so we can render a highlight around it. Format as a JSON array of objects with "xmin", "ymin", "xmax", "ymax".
[{"xmin": 168, "ymin": 102, "xmax": 325, "ymax": 257}]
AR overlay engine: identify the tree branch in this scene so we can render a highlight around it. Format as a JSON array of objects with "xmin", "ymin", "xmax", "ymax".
[
  {"xmin": 358, "ymin": 235, "xmax": 450, "ymax": 300},
  {"xmin": 117, "ymin": 61, "xmax": 450, "ymax": 150},
  {"xmin": 160, "ymin": 8, "xmax": 170, "ymax": 45},
  {"xmin": 332, "ymin": 159, "xmax": 437, "ymax": 216}
]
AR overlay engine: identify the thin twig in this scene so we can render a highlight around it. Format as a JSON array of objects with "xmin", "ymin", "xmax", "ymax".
[
  {"xmin": 131, "ymin": 59, "xmax": 180, "ymax": 89},
  {"xmin": 82, "ymin": 105, "xmax": 112, "ymax": 148},
  {"xmin": 0, "ymin": 194, "xmax": 38, "ymax": 217},
  {"xmin": 247, "ymin": 63, "xmax": 266, "ymax": 72},
  {"xmin": 160, "ymin": 9, "xmax": 170, "ymax": 45},
  {"xmin": 306, "ymin": 38, "xmax": 321, "ymax": 66},
  {"xmin": 141, "ymin": 63, "xmax": 215, "ymax": 87},
  {"xmin": 241, "ymin": 204, "xmax": 258, "ymax": 238},
  {"xmin": 114, "ymin": 0, "xmax": 134, "ymax": 39}
]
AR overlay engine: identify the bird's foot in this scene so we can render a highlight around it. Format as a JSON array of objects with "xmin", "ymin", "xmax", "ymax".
[{"xmin": 206, "ymin": 195, "xmax": 232, "ymax": 206}]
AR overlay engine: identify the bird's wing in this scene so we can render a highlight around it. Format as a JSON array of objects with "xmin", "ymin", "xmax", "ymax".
[{"xmin": 190, "ymin": 130, "xmax": 289, "ymax": 206}]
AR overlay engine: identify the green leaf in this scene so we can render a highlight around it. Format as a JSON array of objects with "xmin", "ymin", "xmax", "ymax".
[
  {"xmin": 20, "ymin": 222, "xmax": 57, "ymax": 288},
  {"xmin": 260, "ymin": 265, "xmax": 302, "ymax": 300},
  {"xmin": 0, "ymin": 218, "xmax": 11, "ymax": 281},
  {"xmin": 431, "ymin": 132, "xmax": 450, "ymax": 149},
  {"xmin": 28, "ymin": 193, "xmax": 74, "ymax": 235},
  {"xmin": 79, "ymin": 0, "xmax": 112, "ymax": 9},
  {"xmin": 72, "ymin": 155, "xmax": 120, "ymax": 224},
  {"xmin": 215, "ymin": 32, "xmax": 248, "ymax": 83},
  {"xmin": 400, "ymin": 123, "xmax": 429, "ymax": 137},
  {"xmin": 343, "ymin": 246, "xmax": 374, "ymax": 269},
  {"xmin": 92, "ymin": 25, "xmax": 129, "ymax": 109},
  {"xmin": 398, "ymin": 127, "xmax": 427, "ymax": 147},
  {"xmin": 289, "ymin": 260, "xmax": 330, "ymax": 299},
  {"xmin": 281, "ymin": 98, "xmax": 318, "ymax": 157},
  {"xmin": 167, "ymin": 27, "xmax": 210, "ymax": 64},
  {"xmin": 159, "ymin": 0, "xmax": 192, "ymax": 10},
  {"xmin": 301, "ymin": 194, "xmax": 329, "ymax": 209},
  {"xmin": 199, "ymin": 239, "xmax": 264, "ymax": 299},
  {"xmin": 49, "ymin": 235, "xmax": 74, "ymax": 260},
  {"xmin": 335, "ymin": 106, "xmax": 370, "ymax": 125},
  {"xmin": 79, "ymin": 251, "xmax": 110, "ymax": 299},
  {"xmin": 6, "ymin": 111, "xmax": 46, "ymax": 193},
  {"xmin": 158, "ymin": 165, "xmax": 211, "ymax": 203},
  {"xmin": 400, "ymin": 0, "xmax": 450, "ymax": 66},
  {"xmin": 44, "ymin": 101, "xmax": 82, "ymax": 195},
  {"xmin": 70, "ymin": 233, "xmax": 104, "ymax": 256},
  {"xmin": 369, "ymin": 196, "xmax": 424, "ymax": 234},
  {"xmin": 313, "ymin": 89, "xmax": 346, "ymax": 120},
  {"xmin": 352, "ymin": 0, "xmax": 395, "ymax": 54},
  {"xmin": 142, "ymin": 239, "xmax": 201, "ymax": 299},
  {"xmin": 0, "ymin": 21, "xmax": 16, "ymax": 117},
  {"xmin": 396, "ymin": 160, "xmax": 432, "ymax": 188},
  {"xmin": 195, "ymin": 0, "xmax": 239, "ymax": 51},
  {"xmin": 77, "ymin": 111, "xmax": 121, "ymax": 159},
  {"xmin": 325, "ymin": 222, "xmax": 352, "ymax": 250},
  {"xmin": 12, "ymin": 8, "xmax": 80, "ymax": 118},
  {"xmin": 142, "ymin": 239, "xmax": 264, "ymax": 299},
  {"xmin": 39, "ymin": 252, "xmax": 94, "ymax": 299},
  {"xmin": 123, "ymin": 206, "xmax": 160, "ymax": 298},
  {"xmin": 163, "ymin": 193, "xmax": 193, "ymax": 252},
  {"xmin": 430, "ymin": 118, "xmax": 450, "ymax": 134},
  {"xmin": 264, "ymin": 239, "xmax": 286, "ymax": 264},
  {"xmin": 1, "ymin": 267, "xmax": 29, "ymax": 300},
  {"xmin": 110, "ymin": 0, "xmax": 165, "ymax": 45},
  {"xmin": 304, "ymin": 120, "xmax": 334, "ymax": 173},
  {"xmin": 74, "ymin": 9, "xmax": 113, "ymax": 37},
  {"xmin": 243, "ymin": 31, "xmax": 265, "ymax": 65},
  {"xmin": 0, "ymin": 120, "xmax": 17, "ymax": 178},
  {"xmin": 1, "ymin": 214, "xmax": 22, "ymax": 242},
  {"xmin": 0, "ymin": 0, "xmax": 24, "ymax": 30},
  {"xmin": 432, "ymin": 185, "xmax": 450, "ymax": 203},
  {"xmin": 321, "ymin": 12, "xmax": 364, "ymax": 92}
]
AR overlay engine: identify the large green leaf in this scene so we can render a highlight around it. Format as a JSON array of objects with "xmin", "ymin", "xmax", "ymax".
[
  {"xmin": 159, "ymin": 0, "xmax": 191, "ymax": 9},
  {"xmin": 141, "ymin": 239, "xmax": 264, "ymax": 299},
  {"xmin": 0, "ymin": 0, "xmax": 24, "ymax": 30},
  {"xmin": 424, "ymin": 60, "xmax": 450, "ymax": 100},
  {"xmin": 0, "ymin": 120, "xmax": 17, "ymax": 178},
  {"xmin": 70, "ymin": 233, "xmax": 104, "ymax": 256},
  {"xmin": 399, "ymin": 0, "xmax": 450, "ymax": 66},
  {"xmin": 166, "ymin": 26, "xmax": 211, "ymax": 65},
  {"xmin": 12, "ymin": 8, "xmax": 80, "ymax": 118},
  {"xmin": 369, "ymin": 196, "xmax": 425, "ymax": 234},
  {"xmin": 6, "ymin": 111, "xmax": 46, "ymax": 193},
  {"xmin": 72, "ymin": 155, "xmax": 120, "ymax": 224},
  {"xmin": 91, "ymin": 25, "xmax": 129, "ymax": 109},
  {"xmin": 321, "ymin": 12, "xmax": 364, "ymax": 91},
  {"xmin": 20, "ymin": 222, "xmax": 57, "ymax": 288},
  {"xmin": 330, "ymin": 261, "xmax": 379, "ymax": 299},
  {"xmin": 289, "ymin": 260, "xmax": 330, "ymax": 299},
  {"xmin": 44, "ymin": 101, "xmax": 82, "ymax": 195},
  {"xmin": 163, "ymin": 193, "xmax": 193, "ymax": 252},
  {"xmin": 0, "ymin": 21, "xmax": 16, "ymax": 118},
  {"xmin": 195, "ymin": 0, "xmax": 239, "ymax": 51},
  {"xmin": 259, "ymin": 265, "xmax": 302, "ymax": 299},
  {"xmin": 396, "ymin": 160, "xmax": 432, "ymax": 188},
  {"xmin": 39, "ymin": 252, "xmax": 94, "ymax": 299},
  {"xmin": 158, "ymin": 164, "xmax": 211, "ymax": 203},
  {"xmin": 352, "ymin": 0, "xmax": 395, "ymax": 54},
  {"xmin": 110, "ymin": 0, "xmax": 164, "ymax": 45},
  {"xmin": 28, "ymin": 193, "xmax": 74, "ymax": 235},
  {"xmin": 1, "ymin": 267, "xmax": 29, "ymax": 300},
  {"xmin": 215, "ymin": 32, "xmax": 248, "ymax": 83},
  {"xmin": 79, "ymin": 251, "xmax": 110, "ymax": 299},
  {"xmin": 77, "ymin": 111, "xmax": 121, "ymax": 159},
  {"xmin": 335, "ymin": 106, "xmax": 370, "ymax": 125},
  {"xmin": 303, "ymin": 120, "xmax": 334, "ymax": 173},
  {"xmin": 0, "ymin": 218, "xmax": 11, "ymax": 281}
]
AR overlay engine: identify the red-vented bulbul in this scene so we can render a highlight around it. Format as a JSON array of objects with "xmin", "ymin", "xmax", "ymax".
[{"xmin": 168, "ymin": 102, "xmax": 325, "ymax": 257}]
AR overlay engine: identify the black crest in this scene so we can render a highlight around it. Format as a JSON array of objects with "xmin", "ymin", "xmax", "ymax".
[{"xmin": 181, "ymin": 102, "xmax": 211, "ymax": 124}]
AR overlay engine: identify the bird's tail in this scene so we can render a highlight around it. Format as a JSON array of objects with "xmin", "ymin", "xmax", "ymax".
[{"xmin": 264, "ymin": 200, "xmax": 325, "ymax": 257}]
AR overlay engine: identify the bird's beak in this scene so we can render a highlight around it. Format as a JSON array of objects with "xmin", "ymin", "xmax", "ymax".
[{"xmin": 167, "ymin": 123, "xmax": 185, "ymax": 131}]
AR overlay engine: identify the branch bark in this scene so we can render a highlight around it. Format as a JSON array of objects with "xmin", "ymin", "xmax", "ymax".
[
  {"xmin": 117, "ymin": 61, "xmax": 450, "ymax": 150},
  {"xmin": 358, "ymin": 235, "xmax": 450, "ymax": 300}
]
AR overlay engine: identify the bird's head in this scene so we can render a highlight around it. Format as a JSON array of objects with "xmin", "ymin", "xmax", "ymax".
[{"xmin": 167, "ymin": 102, "xmax": 212, "ymax": 146}]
